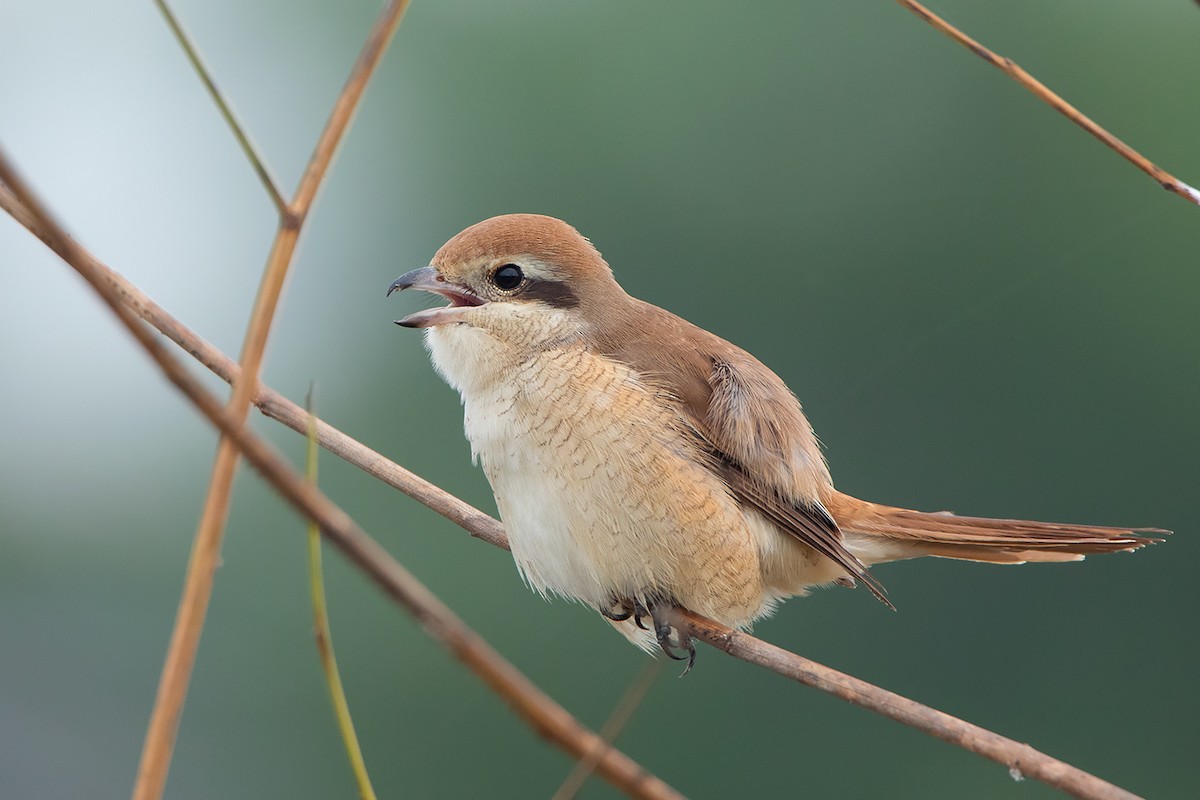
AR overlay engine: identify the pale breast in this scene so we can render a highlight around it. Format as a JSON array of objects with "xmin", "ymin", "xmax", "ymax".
[{"xmin": 427, "ymin": 325, "xmax": 767, "ymax": 625}]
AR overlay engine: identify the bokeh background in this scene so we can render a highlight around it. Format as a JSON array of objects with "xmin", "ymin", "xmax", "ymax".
[{"xmin": 2, "ymin": 1, "xmax": 1197, "ymax": 797}]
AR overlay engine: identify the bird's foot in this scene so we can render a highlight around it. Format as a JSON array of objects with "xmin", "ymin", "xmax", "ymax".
[
  {"xmin": 600, "ymin": 596, "xmax": 696, "ymax": 675},
  {"xmin": 647, "ymin": 603, "xmax": 695, "ymax": 676}
]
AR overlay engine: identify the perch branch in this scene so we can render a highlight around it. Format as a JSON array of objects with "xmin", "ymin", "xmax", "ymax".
[
  {"xmin": 0, "ymin": 152, "xmax": 682, "ymax": 800},
  {"xmin": 0, "ymin": 184, "xmax": 1142, "ymax": 800},
  {"xmin": 898, "ymin": 0, "xmax": 1200, "ymax": 207},
  {"xmin": 684, "ymin": 613, "xmax": 1137, "ymax": 800},
  {"xmin": 134, "ymin": 3, "xmax": 411, "ymax": 799}
]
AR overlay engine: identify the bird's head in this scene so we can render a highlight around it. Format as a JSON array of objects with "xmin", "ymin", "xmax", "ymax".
[{"xmin": 388, "ymin": 214, "xmax": 624, "ymax": 346}]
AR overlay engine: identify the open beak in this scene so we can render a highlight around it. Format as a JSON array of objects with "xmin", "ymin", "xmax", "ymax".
[{"xmin": 387, "ymin": 266, "xmax": 484, "ymax": 328}]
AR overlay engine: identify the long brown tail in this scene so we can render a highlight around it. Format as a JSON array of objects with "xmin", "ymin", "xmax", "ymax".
[{"xmin": 827, "ymin": 491, "xmax": 1167, "ymax": 565}]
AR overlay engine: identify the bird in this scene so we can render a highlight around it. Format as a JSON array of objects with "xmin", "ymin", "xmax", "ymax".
[{"xmin": 388, "ymin": 213, "xmax": 1163, "ymax": 669}]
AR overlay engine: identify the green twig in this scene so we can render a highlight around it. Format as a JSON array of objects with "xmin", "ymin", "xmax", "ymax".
[{"xmin": 306, "ymin": 386, "xmax": 376, "ymax": 800}]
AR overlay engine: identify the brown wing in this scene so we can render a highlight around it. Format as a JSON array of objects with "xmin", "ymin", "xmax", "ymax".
[
  {"xmin": 715, "ymin": 457, "xmax": 891, "ymax": 606},
  {"xmin": 592, "ymin": 299, "xmax": 889, "ymax": 605}
]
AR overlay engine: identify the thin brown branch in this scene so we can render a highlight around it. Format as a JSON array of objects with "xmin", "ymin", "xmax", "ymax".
[
  {"xmin": 0, "ymin": 153, "xmax": 682, "ymax": 800},
  {"xmin": 898, "ymin": 0, "xmax": 1200, "ymax": 207},
  {"xmin": 0, "ymin": 184, "xmax": 1143, "ymax": 799},
  {"xmin": 135, "ymin": 4, "xmax": 411, "ymax": 798},
  {"xmin": 152, "ymin": 0, "xmax": 287, "ymax": 216},
  {"xmin": 684, "ymin": 613, "xmax": 1137, "ymax": 800}
]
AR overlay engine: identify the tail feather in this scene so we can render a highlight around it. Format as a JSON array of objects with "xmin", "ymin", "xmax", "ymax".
[
  {"xmin": 915, "ymin": 544, "xmax": 1088, "ymax": 564},
  {"xmin": 828, "ymin": 492, "xmax": 1167, "ymax": 566}
]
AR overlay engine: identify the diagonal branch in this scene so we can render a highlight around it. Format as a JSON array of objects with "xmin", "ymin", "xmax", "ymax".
[
  {"xmin": 0, "ymin": 152, "xmax": 682, "ymax": 800},
  {"xmin": 0, "ymin": 183, "xmax": 1143, "ymax": 800},
  {"xmin": 153, "ymin": 0, "xmax": 287, "ymax": 215},
  {"xmin": 553, "ymin": 660, "xmax": 663, "ymax": 800},
  {"xmin": 135, "ymin": 4, "xmax": 411, "ymax": 798},
  {"xmin": 684, "ymin": 614, "xmax": 1137, "ymax": 800},
  {"xmin": 897, "ymin": 0, "xmax": 1200, "ymax": 207},
  {"xmin": 0, "ymin": 180, "xmax": 505, "ymax": 550}
]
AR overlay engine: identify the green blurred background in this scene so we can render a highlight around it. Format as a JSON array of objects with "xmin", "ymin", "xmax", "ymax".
[{"xmin": 2, "ymin": 1, "xmax": 1196, "ymax": 797}]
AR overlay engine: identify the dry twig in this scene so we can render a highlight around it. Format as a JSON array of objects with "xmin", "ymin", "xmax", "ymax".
[
  {"xmin": 153, "ymin": 0, "xmax": 287, "ymax": 215},
  {"xmin": 553, "ymin": 660, "xmax": 663, "ymax": 800},
  {"xmin": 0, "ymin": 182, "xmax": 1142, "ymax": 800},
  {"xmin": 898, "ymin": 0, "xmax": 1200, "ymax": 207},
  {"xmin": 0, "ymin": 154, "xmax": 681, "ymax": 800},
  {"xmin": 134, "ymin": 4, "xmax": 410, "ymax": 799}
]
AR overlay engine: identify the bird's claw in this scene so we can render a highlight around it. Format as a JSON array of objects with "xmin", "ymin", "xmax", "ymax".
[
  {"xmin": 648, "ymin": 603, "xmax": 696, "ymax": 676},
  {"xmin": 599, "ymin": 597, "xmax": 641, "ymax": 623},
  {"xmin": 599, "ymin": 603, "xmax": 632, "ymax": 622},
  {"xmin": 633, "ymin": 602, "xmax": 651, "ymax": 631}
]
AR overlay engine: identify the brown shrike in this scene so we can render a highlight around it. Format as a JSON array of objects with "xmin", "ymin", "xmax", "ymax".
[{"xmin": 389, "ymin": 214, "xmax": 1161, "ymax": 668}]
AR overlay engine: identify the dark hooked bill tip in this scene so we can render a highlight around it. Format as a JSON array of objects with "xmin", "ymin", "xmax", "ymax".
[
  {"xmin": 386, "ymin": 274, "xmax": 414, "ymax": 297},
  {"xmin": 387, "ymin": 267, "xmax": 483, "ymax": 307},
  {"xmin": 387, "ymin": 266, "xmax": 438, "ymax": 297}
]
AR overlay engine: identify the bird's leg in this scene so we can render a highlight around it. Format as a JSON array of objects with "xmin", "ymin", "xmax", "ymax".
[{"xmin": 646, "ymin": 601, "xmax": 696, "ymax": 675}]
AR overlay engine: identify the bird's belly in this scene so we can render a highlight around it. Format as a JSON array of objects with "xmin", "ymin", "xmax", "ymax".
[{"xmin": 449, "ymin": 344, "xmax": 766, "ymax": 625}]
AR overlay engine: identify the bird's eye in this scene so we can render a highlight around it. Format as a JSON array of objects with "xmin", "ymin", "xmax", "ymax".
[{"xmin": 491, "ymin": 264, "xmax": 523, "ymax": 291}]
